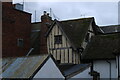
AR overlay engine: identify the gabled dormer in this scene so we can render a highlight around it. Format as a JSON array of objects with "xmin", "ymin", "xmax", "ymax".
[{"xmin": 45, "ymin": 17, "xmax": 96, "ymax": 64}]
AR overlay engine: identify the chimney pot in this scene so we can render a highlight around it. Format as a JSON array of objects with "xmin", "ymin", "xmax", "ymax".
[
  {"xmin": 47, "ymin": 13, "xmax": 49, "ymax": 16},
  {"xmin": 44, "ymin": 11, "xmax": 47, "ymax": 15}
]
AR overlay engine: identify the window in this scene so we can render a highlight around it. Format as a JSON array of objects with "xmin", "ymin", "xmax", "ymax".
[
  {"xmin": 17, "ymin": 39, "xmax": 23, "ymax": 47},
  {"xmin": 54, "ymin": 35, "xmax": 62, "ymax": 44},
  {"xmin": 85, "ymin": 33, "xmax": 90, "ymax": 42}
]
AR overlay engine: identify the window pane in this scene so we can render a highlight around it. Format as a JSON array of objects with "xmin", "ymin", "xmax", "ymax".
[
  {"xmin": 54, "ymin": 35, "xmax": 62, "ymax": 44},
  {"xmin": 18, "ymin": 39, "xmax": 23, "ymax": 47}
]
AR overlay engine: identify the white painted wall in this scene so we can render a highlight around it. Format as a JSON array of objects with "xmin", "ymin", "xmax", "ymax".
[
  {"xmin": 93, "ymin": 60, "xmax": 117, "ymax": 78},
  {"xmin": 116, "ymin": 56, "xmax": 120, "ymax": 77},
  {"xmin": 34, "ymin": 57, "xmax": 65, "ymax": 79},
  {"xmin": 69, "ymin": 60, "xmax": 117, "ymax": 79},
  {"xmin": 69, "ymin": 67, "xmax": 92, "ymax": 79}
]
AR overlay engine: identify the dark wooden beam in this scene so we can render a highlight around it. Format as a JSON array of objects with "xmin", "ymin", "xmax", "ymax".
[{"xmin": 49, "ymin": 47, "xmax": 72, "ymax": 50}]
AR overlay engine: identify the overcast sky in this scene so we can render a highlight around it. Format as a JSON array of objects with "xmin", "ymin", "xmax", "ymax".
[{"xmin": 13, "ymin": 1, "xmax": 119, "ymax": 26}]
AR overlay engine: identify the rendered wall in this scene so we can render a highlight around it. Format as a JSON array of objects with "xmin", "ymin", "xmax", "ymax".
[
  {"xmin": 34, "ymin": 57, "xmax": 64, "ymax": 79},
  {"xmin": 93, "ymin": 60, "xmax": 117, "ymax": 78}
]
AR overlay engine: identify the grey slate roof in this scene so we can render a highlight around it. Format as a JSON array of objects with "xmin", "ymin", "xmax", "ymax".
[
  {"xmin": 100, "ymin": 25, "xmax": 120, "ymax": 33},
  {"xmin": 1, "ymin": 55, "xmax": 48, "ymax": 78},
  {"xmin": 63, "ymin": 64, "xmax": 90, "ymax": 78},
  {"xmin": 1, "ymin": 54, "xmax": 91, "ymax": 78},
  {"xmin": 82, "ymin": 33, "xmax": 120, "ymax": 61}
]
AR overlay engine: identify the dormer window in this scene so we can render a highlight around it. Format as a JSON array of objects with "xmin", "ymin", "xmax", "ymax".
[
  {"xmin": 54, "ymin": 35, "xmax": 62, "ymax": 44},
  {"xmin": 85, "ymin": 33, "xmax": 90, "ymax": 42},
  {"xmin": 17, "ymin": 39, "xmax": 24, "ymax": 47}
]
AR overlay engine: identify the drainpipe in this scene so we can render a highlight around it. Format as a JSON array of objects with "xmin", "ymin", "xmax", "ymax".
[
  {"xmin": 106, "ymin": 60, "xmax": 111, "ymax": 80},
  {"xmin": 113, "ymin": 49, "xmax": 119, "ymax": 80},
  {"xmin": 117, "ymin": 55, "xmax": 119, "ymax": 80},
  {"xmin": 65, "ymin": 77, "xmax": 67, "ymax": 80}
]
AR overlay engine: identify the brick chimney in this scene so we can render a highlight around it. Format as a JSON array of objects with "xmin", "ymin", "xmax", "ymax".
[{"xmin": 40, "ymin": 11, "xmax": 52, "ymax": 54}]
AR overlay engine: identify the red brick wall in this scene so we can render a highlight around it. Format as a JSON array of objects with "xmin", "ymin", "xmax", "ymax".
[
  {"xmin": 2, "ymin": 2, "xmax": 31, "ymax": 57},
  {"xmin": 40, "ymin": 12, "xmax": 52, "ymax": 54}
]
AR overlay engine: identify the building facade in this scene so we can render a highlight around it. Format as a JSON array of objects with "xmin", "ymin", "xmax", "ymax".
[
  {"xmin": 2, "ymin": 2, "xmax": 31, "ymax": 57},
  {"xmin": 82, "ymin": 33, "xmax": 120, "ymax": 79},
  {"xmin": 45, "ymin": 15, "xmax": 98, "ymax": 64}
]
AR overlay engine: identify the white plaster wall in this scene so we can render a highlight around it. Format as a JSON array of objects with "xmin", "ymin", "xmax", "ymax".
[
  {"xmin": 70, "ymin": 67, "xmax": 92, "ymax": 79},
  {"xmin": 34, "ymin": 57, "xmax": 65, "ymax": 79},
  {"xmin": 69, "ymin": 60, "xmax": 117, "ymax": 79},
  {"xmin": 93, "ymin": 60, "xmax": 117, "ymax": 78}
]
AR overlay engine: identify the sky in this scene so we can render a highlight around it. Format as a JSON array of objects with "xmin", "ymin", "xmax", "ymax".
[{"xmin": 13, "ymin": 0, "xmax": 119, "ymax": 26}]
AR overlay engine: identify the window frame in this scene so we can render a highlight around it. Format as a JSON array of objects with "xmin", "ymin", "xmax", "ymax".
[
  {"xmin": 17, "ymin": 38, "xmax": 24, "ymax": 47},
  {"xmin": 54, "ymin": 35, "xmax": 62, "ymax": 44}
]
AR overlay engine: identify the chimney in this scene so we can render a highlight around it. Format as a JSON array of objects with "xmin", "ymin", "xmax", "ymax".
[
  {"xmin": 14, "ymin": 3, "xmax": 24, "ymax": 11},
  {"xmin": 2, "ymin": 2, "xmax": 13, "ymax": 8},
  {"xmin": 40, "ymin": 11, "xmax": 52, "ymax": 54}
]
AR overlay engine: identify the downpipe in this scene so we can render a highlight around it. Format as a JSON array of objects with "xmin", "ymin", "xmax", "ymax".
[{"xmin": 106, "ymin": 60, "xmax": 111, "ymax": 80}]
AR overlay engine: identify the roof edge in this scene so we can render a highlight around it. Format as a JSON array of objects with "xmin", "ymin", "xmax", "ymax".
[{"xmin": 29, "ymin": 54, "xmax": 65, "ymax": 78}]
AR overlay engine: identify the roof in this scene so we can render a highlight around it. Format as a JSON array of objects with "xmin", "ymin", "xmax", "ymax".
[
  {"xmin": 46, "ymin": 17, "xmax": 95, "ymax": 49},
  {"xmin": 1, "ymin": 54, "xmax": 65, "ymax": 78},
  {"xmin": 1, "ymin": 54, "xmax": 48, "ymax": 78},
  {"xmin": 30, "ymin": 22, "xmax": 41, "ymax": 55},
  {"xmin": 30, "ymin": 31, "xmax": 40, "ymax": 55},
  {"xmin": 100, "ymin": 25, "xmax": 120, "ymax": 34},
  {"xmin": 63, "ymin": 64, "xmax": 90, "ymax": 78},
  {"xmin": 1, "ymin": 54, "xmax": 91, "ymax": 78},
  {"xmin": 31, "ymin": 32, "xmax": 40, "ymax": 47},
  {"xmin": 30, "ymin": 54, "xmax": 64, "ymax": 78},
  {"xmin": 31, "ymin": 22, "xmax": 41, "ymax": 32},
  {"xmin": 59, "ymin": 63, "xmax": 75, "ymax": 71},
  {"xmin": 82, "ymin": 33, "xmax": 120, "ymax": 61}
]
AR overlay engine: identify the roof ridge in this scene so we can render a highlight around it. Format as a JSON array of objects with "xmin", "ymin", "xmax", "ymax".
[
  {"xmin": 60, "ymin": 17, "xmax": 94, "ymax": 22},
  {"xmin": 100, "ymin": 25, "xmax": 120, "ymax": 27}
]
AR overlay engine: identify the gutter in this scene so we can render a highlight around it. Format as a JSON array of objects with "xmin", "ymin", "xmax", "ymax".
[{"xmin": 106, "ymin": 60, "xmax": 111, "ymax": 80}]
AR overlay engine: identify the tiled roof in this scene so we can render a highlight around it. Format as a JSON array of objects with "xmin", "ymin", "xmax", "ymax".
[
  {"xmin": 46, "ymin": 17, "xmax": 97, "ymax": 49},
  {"xmin": 100, "ymin": 25, "xmax": 120, "ymax": 33},
  {"xmin": 59, "ymin": 18, "xmax": 93, "ymax": 48},
  {"xmin": 82, "ymin": 33, "xmax": 120, "ymax": 61}
]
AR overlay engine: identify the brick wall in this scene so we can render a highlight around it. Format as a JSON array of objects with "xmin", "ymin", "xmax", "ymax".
[
  {"xmin": 40, "ymin": 11, "xmax": 52, "ymax": 54},
  {"xmin": 2, "ymin": 2, "xmax": 31, "ymax": 57}
]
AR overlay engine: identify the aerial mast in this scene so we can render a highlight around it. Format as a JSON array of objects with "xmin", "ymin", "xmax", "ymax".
[
  {"xmin": 23, "ymin": 0, "xmax": 24, "ymax": 11},
  {"xmin": 35, "ymin": 10, "xmax": 37, "ymax": 22}
]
